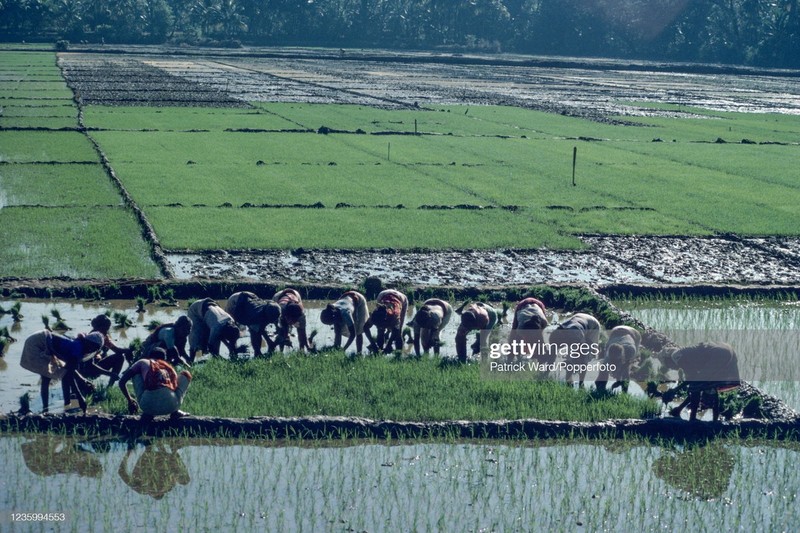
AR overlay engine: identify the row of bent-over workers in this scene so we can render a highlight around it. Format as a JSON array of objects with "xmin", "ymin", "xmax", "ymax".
[{"xmin": 144, "ymin": 288, "xmax": 741, "ymax": 403}]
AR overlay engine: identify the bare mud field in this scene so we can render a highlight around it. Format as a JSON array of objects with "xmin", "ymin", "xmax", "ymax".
[
  {"xmin": 59, "ymin": 46, "xmax": 800, "ymax": 119},
  {"xmin": 168, "ymin": 236, "xmax": 800, "ymax": 286}
]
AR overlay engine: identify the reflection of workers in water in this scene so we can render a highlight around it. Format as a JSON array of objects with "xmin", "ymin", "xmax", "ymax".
[
  {"xmin": 20, "ymin": 434, "xmax": 102, "ymax": 478},
  {"xmin": 652, "ymin": 442, "xmax": 735, "ymax": 500},
  {"xmin": 118, "ymin": 442, "xmax": 189, "ymax": 499}
]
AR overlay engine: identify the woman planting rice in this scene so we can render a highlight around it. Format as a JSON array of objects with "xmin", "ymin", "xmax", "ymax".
[
  {"xmin": 410, "ymin": 298, "xmax": 453, "ymax": 356},
  {"xmin": 20, "ymin": 329, "xmax": 104, "ymax": 413},
  {"xmin": 272, "ymin": 288, "xmax": 313, "ymax": 352},
  {"xmin": 188, "ymin": 298, "xmax": 240, "ymax": 360},
  {"xmin": 548, "ymin": 313, "xmax": 602, "ymax": 387},
  {"xmin": 320, "ymin": 290, "xmax": 369, "ymax": 354},
  {"xmin": 364, "ymin": 289, "xmax": 408, "ymax": 354},
  {"xmin": 455, "ymin": 302, "xmax": 500, "ymax": 363},
  {"xmin": 508, "ymin": 297, "xmax": 549, "ymax": 363},
  {"xmin": 141, "ymin": 315, "xmax": 193, "ymax": 367},
  {"xmin": 225, "ymin": 291, "xmax": 281, "ymax": 357},
  {"xmin": 595, "ymin": 325, "xmax": 642, "ymax": 392},
  {"xmin": 662, "ymin": 341, "xmax": 740, "ymax": 421},
  {"xmin": 81, "ymin": 314, "xmax": 134, "ymax": 389},
  {"xmin": 118, "ymin": 347, "xmax": 192, "ymax": 421}
]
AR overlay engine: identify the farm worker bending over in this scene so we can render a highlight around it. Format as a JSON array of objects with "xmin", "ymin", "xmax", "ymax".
[
  {"xmin": 141, "ymin": 316, "xmax": 193, "ymax": 367},
  {"xmin": 410, "ymin": 298, "xmax": 452, "ymax": 356},
  {"xmin": 661, "ymin": 341, "xmax": 740, "ymax": 421},
  {"xmin": 508, "ymin": 298, "xmax": 549, "ymax": 362},
  {"xmin": 596, "ymin": 325, "xmax": 642, "ymax": 392},
  {"xmin": 455, "ymin": 302, "xmax": 499, "ymax": 363},
  {"xmin": 225, "ymin": 291, "xmax": 281, "ymax": 357},
  {"xmin": 548, "ymin": 313, "xmax": 602, "ymax": 388},
  {"xmin": 272, "ymin": 288, "xmax": 313, "ymax": 352},
  {"xmin": 20, "ymin": 329, "xmax": 104, "ymax": 413},
  {"xmin": 83, "ymin": 314, "xmax": 134, "ymax": 389},
  {"xmin": 364, "ymin": 289, "xmax": 408, "ymax": 354},
  {"xmin": 320, "ymin": 290, "xmax": 369, "ymax": 354},
  {"xmin": 187, "ymin": 298, "xmax": 240, "ymax": 360},
  {"xmin": 118, "ymin": 347, "xmax": 192, "ymax": 421}
]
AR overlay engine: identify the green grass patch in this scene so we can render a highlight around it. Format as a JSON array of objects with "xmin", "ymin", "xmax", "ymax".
[
  {"xmin": 146, "ymin": 206, "xmax": 581, "ymax": 250},
  {"xmin": 104, "ymin": 353, "xmax": 659, "ymax": 421},
  {"xmin": 0, "ymin": 163, "xmax": 122, "ymax": 206},
  {"xmin": 621, "ymin": 105, "xmax": 800, "ymax": 144},
  {"xmin": 82, "ymin": 105, "xmax": 300, "ymax": 131},
  {"xmin": 0, "ymin": 116, "xmax": 77, "ymax": 128},
  {"xmin": 255, "ymin": 103, "xmax": 537, "ymax": 137},
  {"xmin": 0, "ymin": 104, "xmax": 76, "ymax": 117},
  {"xmin": 0, "ymin": 131, "xmax": 97, "ymax": 162},
  {"xmin": 88, "ymin": 105, "xmax": 800, "ymax": 248},
  {"xmin": 0, "ymin": 207, "xmax": 160, "ymax": 278}
]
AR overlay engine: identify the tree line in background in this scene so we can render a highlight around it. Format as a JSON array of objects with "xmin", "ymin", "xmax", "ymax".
[{"xmin": 2, "ymin": 0, "xmax": 799, "ymax": 68}]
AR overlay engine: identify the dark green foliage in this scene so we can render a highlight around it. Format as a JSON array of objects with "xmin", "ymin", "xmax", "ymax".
[{"xmin": 2, "ymin": 1, "xmax": 799, "ymax": 68}]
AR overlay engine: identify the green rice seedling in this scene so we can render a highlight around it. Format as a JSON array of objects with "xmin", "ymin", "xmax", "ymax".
[
  {"xmin": 0, "ymin": 326, "xmax": 14, "ymax": 342},
  {"xmin": 112, "ymin": 311, "xmax": 133, "ymax": 329},
  {"xmin": 135, "ymin": 296, "xmax": 146, "ymax": 313},
  {"xmin": 0, "ymin": 337, "xmax": 8, "ymax": 355},
  {"xmin": 0, "ymin": 207, "xmax": 161, "ymax": 279},
  {"xmin": 83, "ymin": 105, "xmax": 300, "ymax": 132},
  {"xmin": 41, "ymin": 314, "xmax": 50, "ymax": 330},
  {"xmin": 0, "ymin": 131, "xmax": 97, "ymax": 163},
  {"xmin": 147, "ymin": 285, "xmax": 162, "ymax": 303},
  {"xmin": 49, "ymin": 308, "xmax": 69, "ymax": 330},
  {"xmin": 147, "ymin": 207, "xmax": 582, "ymax": 250},
  {"xmin": 17, "ymin": 392, "xmax": 31, "ymax": 415},
  {"xmin": 10, "ymin": 302, "xmax": 23, "ymax": 322},
  {"xmin": 161, "ymin": 288, "xmax": 177, "ymax": 305},
  {"xmin": 0, "ymin": 163, "xmax": 120, "ymax": 207}
]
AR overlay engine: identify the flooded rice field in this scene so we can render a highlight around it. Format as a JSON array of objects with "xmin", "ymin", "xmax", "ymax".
[
  {"xmin": 2, "ymin": 297, "xmax": 573, "ymax": 414},
  {"xmin": 1, "ymin": 434, "xmax": 798, "ymax": 531},
  {"xmin": 168, "ymin": 236, "xmax": 800, "ymax": 286}
]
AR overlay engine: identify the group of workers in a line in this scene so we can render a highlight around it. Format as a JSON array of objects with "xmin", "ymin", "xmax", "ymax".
[{"xmin": 17, "ymin": 288, "xmax": 740, "ymax": 422}]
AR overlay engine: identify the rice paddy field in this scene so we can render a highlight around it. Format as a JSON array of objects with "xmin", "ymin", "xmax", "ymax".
[
  {"xmin": 3, "ymin": 44, "xmax": 800, "ymax": 531},
  {"xmin": 2, "ymin": 47, "xmax": 800, "ymax": 279},
  {"xmin": 2, "ymin": 434, "xmax": 799, "ymax": 532}
]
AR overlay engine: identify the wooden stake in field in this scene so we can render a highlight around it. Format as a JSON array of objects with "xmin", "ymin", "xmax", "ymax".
[
  {"xmin": 572, "ymin": 146, "xmax": 577, "ymax": 187},
  {"xmin": 388, "ymin": 142, "xmax": 391, "ymax": 161}
]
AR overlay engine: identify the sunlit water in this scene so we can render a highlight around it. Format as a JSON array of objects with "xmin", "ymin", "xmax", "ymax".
[{"xmin": 0, "ymin": 434, "xmax": 797, "ymax": 532}]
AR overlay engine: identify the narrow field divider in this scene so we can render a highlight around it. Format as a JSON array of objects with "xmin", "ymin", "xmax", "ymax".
[{"xmin": 58, "ymin": 56, "xmax": 173, "ymax": 279}]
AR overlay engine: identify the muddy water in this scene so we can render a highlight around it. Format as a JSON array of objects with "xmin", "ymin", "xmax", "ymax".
[
  {"xmin": 1, "ymin": 434, "xmax": 797, "ymax": 531},
  {"xmin": 167, "ymin": 236, "xmax": 800, "ymax": 286}
]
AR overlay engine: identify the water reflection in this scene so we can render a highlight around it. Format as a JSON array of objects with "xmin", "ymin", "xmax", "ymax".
[
  {"xmin": 652, "ymin": 442, "xmax": 735, "ymax": 500},
  {"xmin": 118, "ymin": 441, "xmax": 190, "ymax": 499},
  {"xmin": 3, "ymin": 435, "xmax": 798, "ymax": 530},
  {"xmin": 21, "ymin": 434, "xmax": 103, "ymax": 478}
]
